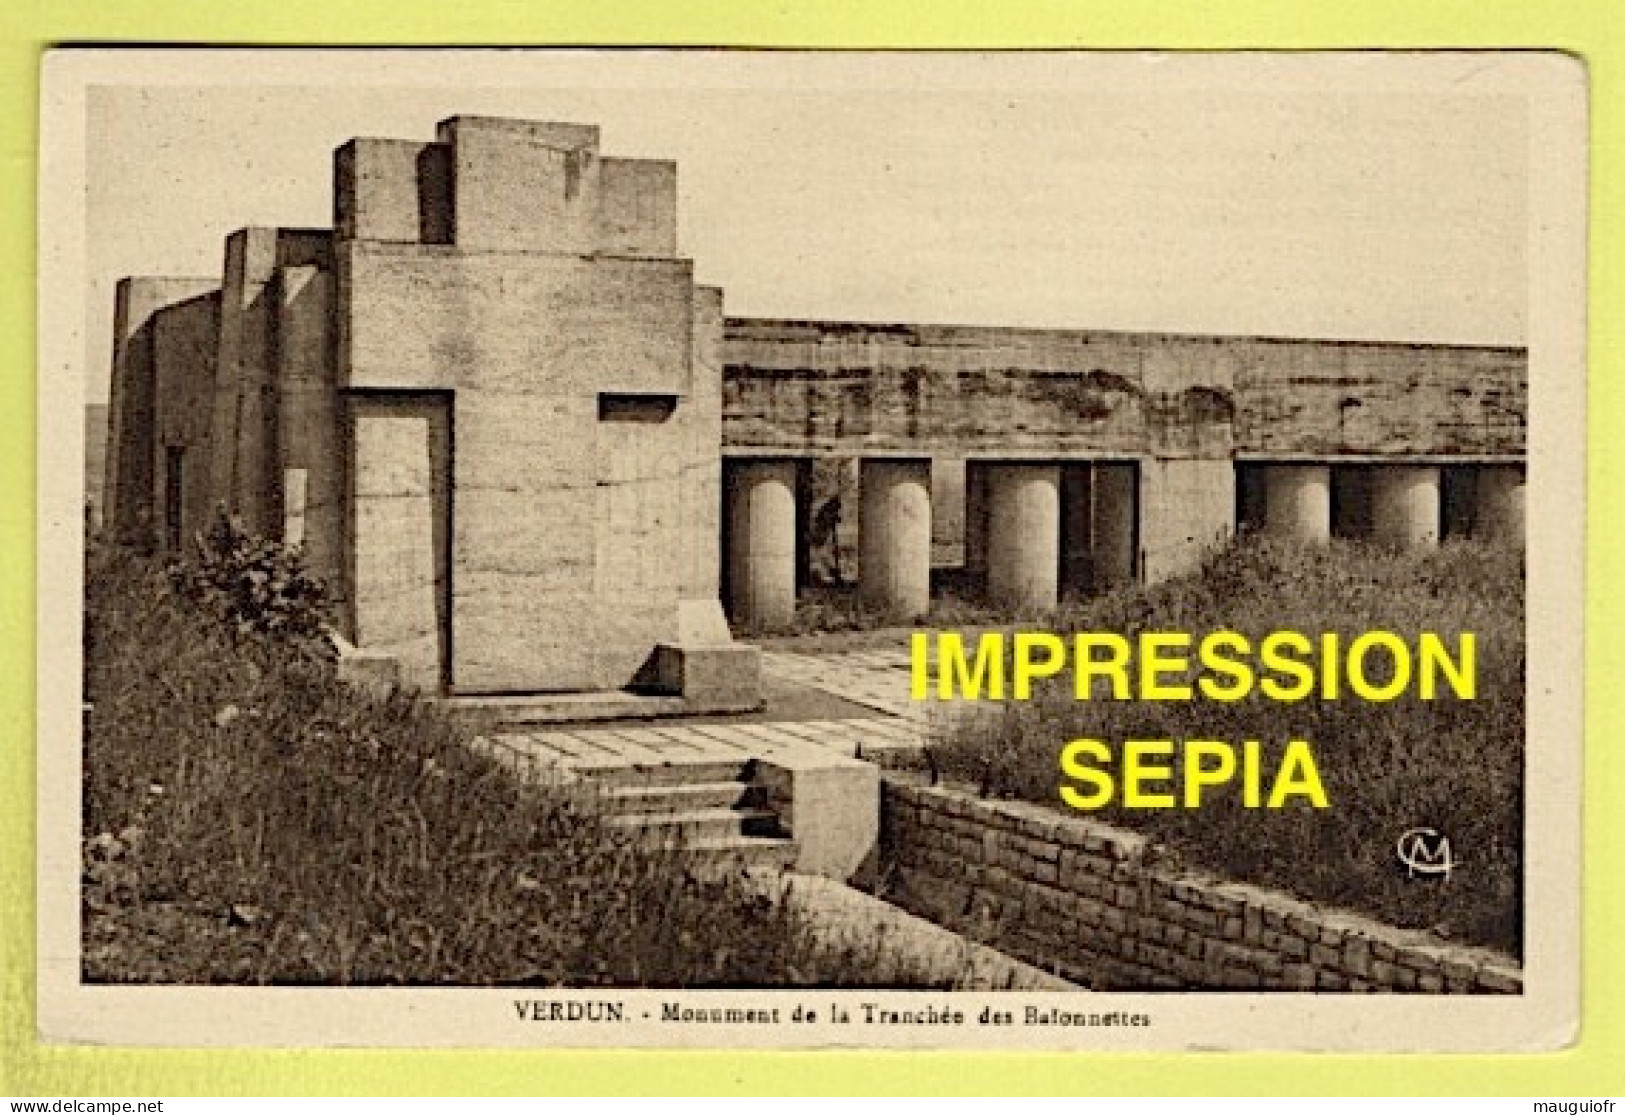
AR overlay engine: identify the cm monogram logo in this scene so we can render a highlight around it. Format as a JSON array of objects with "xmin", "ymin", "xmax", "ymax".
[{"xmin": 1396, "ymin": 827, "xmax": 1457, "ymax": 879}]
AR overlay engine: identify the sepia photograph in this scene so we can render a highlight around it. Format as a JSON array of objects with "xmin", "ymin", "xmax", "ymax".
[{"xmin": 35, "ymin": 47, "xmax": 1585, "ymax": 1051}]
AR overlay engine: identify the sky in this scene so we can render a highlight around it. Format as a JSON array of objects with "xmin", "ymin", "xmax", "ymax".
[{"xmin": 77, "ymin": 52, "xmax": 1530, "ymax": 402}]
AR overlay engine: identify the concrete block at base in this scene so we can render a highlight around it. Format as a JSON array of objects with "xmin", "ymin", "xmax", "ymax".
[
  {"xmin": 330, "ymin": 632, "xmax": 403, "ymax": 695},
  {"xmin": 755, "ymin": 748, "xmax": 879, "ymax": 882},
  {"xmin": 675, "ymin": 598, "xmax": 734, "ymax": 645},
  {"xmin": 639, "ymin": 642, "xmax": 763, "ymax": 713}
]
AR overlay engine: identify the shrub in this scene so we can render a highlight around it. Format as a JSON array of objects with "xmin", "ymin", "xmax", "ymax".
[{"xmin": 165, "ymin": 508, "xmax": 333, "ymax": 663}]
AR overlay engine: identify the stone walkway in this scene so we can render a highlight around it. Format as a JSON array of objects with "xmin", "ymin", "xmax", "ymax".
[
  {"xmin": 480, "ymin": 714, "xmax": 927, "ymax": 776},
  {"xmin": 477, "ymin": 640, "xmax": 939, "ymax": 772},
  {"xmin": 757, "ymin": 648, "xmax": 927, "ymax": 722}
]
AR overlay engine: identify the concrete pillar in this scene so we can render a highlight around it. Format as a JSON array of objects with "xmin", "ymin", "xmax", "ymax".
[
  {"xmin": 964, "ymin": 463, "xmax": 989, "ymax": 577},
  {"xmin": 985, "ymin": 464, "xmax": 1061, "ymax": 610},
  {"xmin": 1093, "ymin": 462, "xmax": 1138, "ymax": 587},
  {"xmin": 1263, "ymin": 464, "xmax": 1332, "ymax": 544},
  {"xmin": 277, "ymin": 265, "xmax": 343, "ymax": 587},
  {"xmin": 1475, "ymin": 465, "xmax": 1525, "ymax": 544},
  {"xmin": 1371, "ymin": 465, "xmax": 1441, "ymax": 548},
  {"xmin": 727, "ymin": 461, "xmax": 799, "ymax": 629},
  {"xmin": 210, "ymin": 229, "xmax": 280, "ymax": 538},
  {"xmin": 681, "ymin": 285, "xmax": 726, "ymax": 601},
  {"xmin": 859, "ymin": 459, "xmax": 933, "ymax": 621}
]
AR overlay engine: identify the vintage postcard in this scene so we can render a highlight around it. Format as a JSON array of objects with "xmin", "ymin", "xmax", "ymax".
[{"xmin": 36, "ymin": 48, "xmax": 1585, "ymax": 1051}]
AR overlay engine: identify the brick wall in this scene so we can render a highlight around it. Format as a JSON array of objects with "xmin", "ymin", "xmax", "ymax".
[{"xmin": 880, "ymin": 779, "xmax": 1522, "ymax": 993}]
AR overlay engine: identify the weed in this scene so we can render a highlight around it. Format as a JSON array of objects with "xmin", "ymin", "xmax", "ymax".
[
  {"xmin": 926, "ymin": 537, "xmax": 1524, "ymax": 957},
  {"xmin": 83, "ymin": 543, "xmax": 944, "ymax": 987}
]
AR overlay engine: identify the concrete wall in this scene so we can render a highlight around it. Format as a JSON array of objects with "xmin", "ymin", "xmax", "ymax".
[
  {"xmin": 599, "ymin": 157, "xmax": 678, "ymax": 257},
  {"xmin": 1236, "ymin": 342, "xmax": 1525, "ymax": 457},
  {"xmin": 208, "ymin": 228, "xmax": 333, "ymax": 537},
  {"xmin": 105, "ymin": 276, "xmax": 221, "ymax": 547},
  {"xmin": 152, "ymin": 291, "xmax": 222, "ymax": 552},
  {"xmin": 722, "ymin": 319, "xmax": 1525, "ymax": 461},
  {"xmin": 882, "ymin": 780, "xmax": 1521, "ymax": 993},
  {"xmin": 338, "ymin": 244, "xmax": 693, "ymax": 395},
  {"xmin": 436, "ymin": 116, "xmax": 602, "ymax": 254},
  {"xmin": 334, "ymin": 137, "xmax": 453, "ymax": 245},
  {"xmin": 85, "ymin": 403, "xmax": 108, "ymax": 534},
  {"xmin": 683, "ymin": 287, "xmax": 727, "ymax": 604},
  {"xmin": 1140, "ymin": 458, "xmax": 1234, "ymax": 583},
  {"xmin": 276, "ymin": 266, "xmax": 345, "ymax": 591},
  {"xmin": 336, "ymin": 242, "xmax": 701, "ymax": 692},
  {"xmin": 723, "ymin": 321, "xmax": 1151, "ymax": 459},
  {"xmin": 348, "ymin": 393, "xmax": 450, "ymax": 692}
]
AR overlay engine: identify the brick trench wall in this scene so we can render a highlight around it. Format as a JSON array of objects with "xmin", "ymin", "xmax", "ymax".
[{"xmin": 878, "ymin": 780, "xmax": 1522, "ymax": 993}]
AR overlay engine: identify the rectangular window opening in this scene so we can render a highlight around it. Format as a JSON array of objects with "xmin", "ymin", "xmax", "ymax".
[{"xmin": 598, "ymin": 393, "xmax": 678, "ymax": 423}]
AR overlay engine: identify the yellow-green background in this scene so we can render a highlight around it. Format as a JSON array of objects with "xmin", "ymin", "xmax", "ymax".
[{"xmin": 2, "ymin": 0, "xmax": 1619, "ymax": 1096}]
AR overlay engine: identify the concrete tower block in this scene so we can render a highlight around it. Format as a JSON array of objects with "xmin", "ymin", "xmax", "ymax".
[
  {"xmin": 1263, "ymin": 464, "xmax": 1332, "ymax": 544},
  {"xmin": 106, "ymin": 276, "xmax": 219, "ymax": 547},
  {"xmin": 1475, "ymin": 465, "xmax": 1526, "ymax": 544},
  {"xmin": 985, "ymin": 464, "xmax": 1061, "ymax": 611},
  {"xmin": 436, "ymin": 116, "xmax": 603, "ymax": 254},
  {"xmin": 210, "ymin": 228, "xmax": 331, "ymax": 538},
  {"xmin": 598, "ymin": 157, "xmax": 678, "ymax": 256},
  {"xmin": 859, "ymin": 459, "xmax": 933, "ymax": 621},
  {"xmin": 1371, "ymin": 465, "xmax": 1441, "ymax": 548},
  {"xmin": 727, "ymin": 461, "xmax": 799, "ymax": 629},
  {"xmin": 1093, "ymin": 462, "xmax": 1138, "ymax": 587},
  {"xmin": 334, "ymin": 137, "xmax": 452, "ymax": 245},
  {"xmin": 152, "ymin": 290, "xmax": 222, "ymax": 554},
  {"xmin": 276, "ymin": 265, "xmax": 344, "ymax": 590}
]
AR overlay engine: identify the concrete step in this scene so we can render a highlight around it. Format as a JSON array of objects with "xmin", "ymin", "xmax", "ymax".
[
  {"xmin": 674, "ymin": 835, "xmax": 798, "ymax": 872},
  {"xmin": 596, "ymin": 780, "xmax": 759, "ymax": 815},
  {"xmin": 608, "ymin": 807, "xmax": 782, "ymax": 843},
  {"xmin": 445, "ymin": 690, "xmax": 691, "ymax": 725},
  {"xmin": 574, "ymin": 758, "xmax": 755, "ymax": 787}
]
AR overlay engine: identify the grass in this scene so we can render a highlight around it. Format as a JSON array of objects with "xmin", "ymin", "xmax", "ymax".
[
  {"xmin": 923, "ymin": 536, "xmax": 1525, "ymax": 958},
  {"xmin": 739, "ymin": 570, "xmax": 1085, "ymax": 649},
  {"xmin": 81, "ymin": 542, "xmax": 941, "ymax": 987}
]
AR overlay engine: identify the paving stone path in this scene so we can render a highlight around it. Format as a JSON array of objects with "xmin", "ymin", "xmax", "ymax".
[
  {"xmin": 478, "ymin": 715, "xmax": 927, "ymax": 777},
  {"xmin": 757, "ymin": 648, "xmax": 927, "ymax": 722},
  {"xmin": 478, "ymin": 640, "xmax": 942, "ymax": 771}
]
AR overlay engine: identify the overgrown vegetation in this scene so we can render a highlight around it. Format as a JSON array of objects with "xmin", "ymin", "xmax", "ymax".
[
  {"xmin": 926, "ymin": 537, "xmax": 1524, "ymax": 958},
  {"xmin": 83, "ymin": 538, "xmax": 937, "ymax": 987},
  {"xmin": 739, "ymin": 570, "xmax": 1076, "ymax": 640},
  {"xmin": 165, "ymin": 510, "xmax": 334, "ymax": 661}
]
